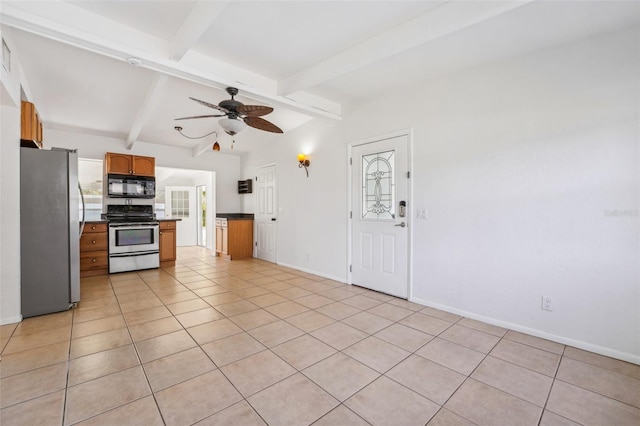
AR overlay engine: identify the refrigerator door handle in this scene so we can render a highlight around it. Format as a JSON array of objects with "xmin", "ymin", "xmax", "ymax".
[{"xmin": 78, "ymin": 182, "xmax": 86, "ymax": 237}]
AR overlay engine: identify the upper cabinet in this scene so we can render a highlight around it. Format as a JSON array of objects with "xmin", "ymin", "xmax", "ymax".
[
  {"xmin": 20, "ymin": 101, "xmax": 43, "ymax": 148},
  {"xmin": 104, "ymin": 152, "xmax": 155, "ymax": 176}
]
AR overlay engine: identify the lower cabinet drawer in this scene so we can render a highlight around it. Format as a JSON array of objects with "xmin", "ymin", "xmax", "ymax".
[
  {"xmin": 80, "ymin": 232, "xmax": 108, "ymax": 251},
  {"xmin": 160, "ymin": 221, "xmax": 176, "ymax": 230},
  {"xmin": 80, "ymin": 251, "xmax": 108, "ymax": 270}
]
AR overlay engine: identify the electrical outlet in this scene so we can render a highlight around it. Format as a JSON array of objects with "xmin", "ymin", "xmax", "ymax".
[{"xmin": 541, "ymin": 296, "xmax": 553, "ymax": 311}]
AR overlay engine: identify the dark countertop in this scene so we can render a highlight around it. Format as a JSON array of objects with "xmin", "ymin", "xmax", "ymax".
[
  {"xmin": 216, "ymin": 213, "xmax": 254, "ymax": 220},
  {"xmin": 158, "ymin": 218, "xmax": 181, "ymax": 221}
]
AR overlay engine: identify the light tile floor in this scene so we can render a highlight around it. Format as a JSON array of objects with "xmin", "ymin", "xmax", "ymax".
[{"xmin": 1, "ymin": 246, "xmax": 639, "ymax": 425}]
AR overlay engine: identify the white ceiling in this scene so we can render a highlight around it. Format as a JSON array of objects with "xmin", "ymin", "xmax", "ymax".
[{"xmin": 1, "ymin": 1, "xmax": 638, "ymax": 155}]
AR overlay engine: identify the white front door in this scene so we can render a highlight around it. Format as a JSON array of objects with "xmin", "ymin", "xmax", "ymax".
[
  {"xmin": 166, "ymin": 186, "xmax": 197, "ymax": 246},
  {"xmin": 350, "ymin": 135, "xmax": 410, "ymax": 298},
  {"xmin": 256, "ymin": 165, "xmax": 277, "ymax": 263}
]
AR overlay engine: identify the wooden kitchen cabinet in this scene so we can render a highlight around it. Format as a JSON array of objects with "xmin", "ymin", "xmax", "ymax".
[
  {"xmin": 216, "ymin": 218, "xmax": 253, "ymax": 260},
  {"xmin": 20, "ymin": 101, "xmax": 43, "ymax": 148},
  {"xmin": 104, "ymin": 152, "xmax": 155, "ymax": 176},
  {"xmin": 216, "ymin": 219, "xmax": 228, "ymax": 255},
  {"xmin": 159, "ymin": 220, "xmax": 177, "ymax": 267},
  {"xmin": 80, "ymin": 222, "xmax": 108, "ymax": 277}
]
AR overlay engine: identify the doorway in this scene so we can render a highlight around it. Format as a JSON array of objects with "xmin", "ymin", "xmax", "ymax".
[
  {"xmin": 255, "ymin": 164, "xmax": 277, "ymax": 263},
  {"xmin": 196, "ymin": 185, "xmax": 206, "ymax": 247},
  {"xmin": 349, "ymin": 133, "xmax": 410, "ymax": 298}
]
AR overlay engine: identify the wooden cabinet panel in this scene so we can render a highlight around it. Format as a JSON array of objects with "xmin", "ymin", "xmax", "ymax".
[
  {"xmin": 160, "ymin": 221, "xmax": 176, "ymax": 230},
  {"xmin": 159, "ymin": 220, "xmax": 177, "ymax": 267},
  {"xmin": 105, "ymin": 153, "xmax": 132, "ymax": 175},
  {"xmin": 80, "ymin": 233, "xmax": 108, "ymax": 251},
  {"xmin": 105, "ymin": 152, "xmax": 155, "ymax": 176},
  {"xmin": 216, "ymin": 219, "xmax": 252, "ymax": 260},
  {"xmin": 228, "ymin": 220, "xmax": 252, "ymax": 259},
  {"xmin": 133, "ymin": 156, "xmax": 155, "ymax": 176},
  {"xmin": 20, "ymin": 101, "xmax": 43, "ymax": 148},
  {"xmin": 216, "ymin": 226, "xmax": 224, "ymax": 255},
  {"xmin": 80, "ymin": 222, "xmax": 108, "ymax": 277},
  {"xmin": 83, "ymin": 223, "xmax": 108, "ymax": 233},
  {"xmin": 80, "ymin": 251, "xmax": 108, "ymax": 271},
  {"xmin": 222, "ymin": 228, "xmax": 228, "ymax": 254}
]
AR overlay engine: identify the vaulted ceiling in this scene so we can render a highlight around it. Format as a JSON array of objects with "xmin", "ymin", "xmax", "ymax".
[{"xmin": 1, "ymin": 1, "xmax": 637, "ymax": 155}]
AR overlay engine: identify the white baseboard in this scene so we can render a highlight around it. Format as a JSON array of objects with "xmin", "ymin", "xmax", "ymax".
[
  {"xmin": 275, "ymin": 261, "xmax": 347, "ymax": 284},
  {"xmin": 410, "ymin": 296, "xmax": 640, "ymax": 366},
  {"xmin": 1, "ymin": 314, "xmax": 22, "ymax": 326}
]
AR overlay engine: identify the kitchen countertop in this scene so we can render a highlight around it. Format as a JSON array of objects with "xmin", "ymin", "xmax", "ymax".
[{"xmin": 216, "ymin": 213, "xmax": 254, "ymax": 220}]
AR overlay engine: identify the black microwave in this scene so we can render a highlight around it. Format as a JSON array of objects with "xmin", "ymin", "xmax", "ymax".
[{"xmin": 107, "ymin": 174, "xmax": 155, "ymax": 199}]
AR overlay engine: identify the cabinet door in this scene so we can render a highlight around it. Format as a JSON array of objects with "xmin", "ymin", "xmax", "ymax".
[
  {"xmin": 216, "ymin": 226, "xmax": 223, "ymax": 254},
  {"xmin": 133, "ymin": 155, "xmax": 155, "ymax": 177},
  {"xmin": 222, "ymin": 228, "xmax": 228, "ymax": 254},
  {"xmin": 159, "ymin": 228, "xmax": 176, "ymax": 262},
  {"xmin": 80, "ymin": 232, "xmax": 108, "ymax": 251},
  {"xmin": 106, "ymin": 153, "xmax": 133, "ymax": 175}
]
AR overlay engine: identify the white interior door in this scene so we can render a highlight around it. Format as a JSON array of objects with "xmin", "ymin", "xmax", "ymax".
[
  {"xmin": 166, "ymin": 186, "xmax": 197, "ymax": 246},
  {"xmin": 351, "ymin": 135, "xmax": 409, "ymax": 298},
  {"xmin": 256, "ymin": 165, "xmax": 277, "ymax": 263}
]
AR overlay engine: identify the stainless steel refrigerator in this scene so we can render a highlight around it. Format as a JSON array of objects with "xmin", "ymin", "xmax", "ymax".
[{"xmin": 20, "ymin": 147, "xmax": 83, "ymax": 317}]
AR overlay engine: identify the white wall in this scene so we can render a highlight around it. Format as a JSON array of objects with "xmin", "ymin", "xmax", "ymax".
[
  {"xmin": 1, "ymin": 27, "xmax": 24, "ymax": 325},
  {"xmin": 242, "ymin": 28, "xmax": 639, "ymax": 363},
  {"xmin": 0, "ymin": 105, "xmax": 22, "ymax": 325}
]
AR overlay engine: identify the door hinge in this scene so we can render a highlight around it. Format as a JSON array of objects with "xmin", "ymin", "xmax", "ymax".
[
  {"xmin": 407, "ymin": 171, "xmax": 410, "ymax": 178},
  {"xmin": 349, "ymin": 265, "xmax": 352, "ymax": 273},
  {"xmin": 255, "ymin": 176, "xmax": 258, "ymax": 181},
  {"xmin": 349, "ymin": 211, "xmax": 352, "ymax": 219},
  {"xmin": 350, "ymin": 157, "xmax": 352, "ymax": 165},
  {"xmin": 255, "ymin": 242, "xmax": 257, "ymax": 247}
]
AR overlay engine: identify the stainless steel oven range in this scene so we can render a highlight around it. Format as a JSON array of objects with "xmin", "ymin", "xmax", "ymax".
[{"xmin": 103, "ymin": 205, "xmax": 159, "ymax": 273}]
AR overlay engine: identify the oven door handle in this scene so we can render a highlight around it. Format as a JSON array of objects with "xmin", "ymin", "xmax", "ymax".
[
  {"xmin": 109, "ymin": 224, "xmax": 159, "ymax": 229},
  {"xmin": 110, "ymin": 250, "xmax": 159, "ymax": 258}
]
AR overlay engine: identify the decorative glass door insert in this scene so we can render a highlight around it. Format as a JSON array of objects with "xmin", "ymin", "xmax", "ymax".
[{"xmin": 362, "ymin": 150, "xmax": 395, "ymax": 220}]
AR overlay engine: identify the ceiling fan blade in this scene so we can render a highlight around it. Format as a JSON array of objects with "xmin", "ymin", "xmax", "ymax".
[
  {"xmin": 175, "ymin": 114, "xmax": 227, "ymax": 120},
  {"xmin": 189, "ymin": 97, "xmax": 229, "ymax": 113},
  {"xmin": 244, "ymin": 116, "xmax": 283, "ymax": 133},
  {"xmin": 237, "ymin": 105, "xmax": 274, "ymax": 117}
]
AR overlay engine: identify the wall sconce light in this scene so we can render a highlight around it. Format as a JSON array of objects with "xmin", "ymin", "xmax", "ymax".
[{"xmin": 298, "ymin": 154, "xmax": 310, "ymax": 177}]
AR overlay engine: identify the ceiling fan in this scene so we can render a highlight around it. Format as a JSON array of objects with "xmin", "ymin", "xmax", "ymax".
[{"xmin": 175, "ymin": 87, "xmax": 283, "ymax": 136}]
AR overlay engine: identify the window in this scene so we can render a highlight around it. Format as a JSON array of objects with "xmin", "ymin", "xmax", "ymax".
[
  {"xmin": 362, "ymin": 150, "xmax": 395, "ymax": 220},
  {"xmin": 78, "ymin": 159, "xmax": 103, "ymax": 220},
  {"xmin": 170, "ymin": 190, "xmax": 190, "ymax": 218}
]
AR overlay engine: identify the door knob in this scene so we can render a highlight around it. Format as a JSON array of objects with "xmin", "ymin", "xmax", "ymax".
[{"xmin": 394, "ymin": 222, "xmax": 406, "ymax": 227}]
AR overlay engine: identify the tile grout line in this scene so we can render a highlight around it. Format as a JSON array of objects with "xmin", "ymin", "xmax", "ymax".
[{"xmin": 5, "ymin": 249, "xmax": 638, "ymax": 426}]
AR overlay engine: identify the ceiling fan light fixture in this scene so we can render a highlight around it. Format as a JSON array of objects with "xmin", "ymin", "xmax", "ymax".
[{"xmin": 219, "ymin": 117, "xmax": 246, "ymax": 136}]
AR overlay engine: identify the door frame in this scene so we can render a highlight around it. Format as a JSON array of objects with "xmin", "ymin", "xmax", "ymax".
[
  {"xmin": 254, "ymin": 162, "xmax": 278, "ymax": 262},
  {"xmin": 196, "ymin": 185, "xmax": 206, "ymax": 247},
  {"xmin": 347, "ymin": 128, "xmax": 414, "ymax": 300}
]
